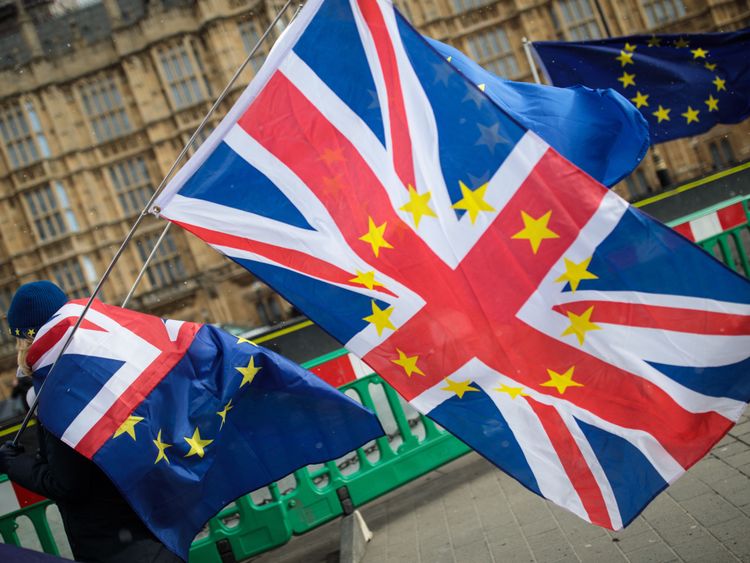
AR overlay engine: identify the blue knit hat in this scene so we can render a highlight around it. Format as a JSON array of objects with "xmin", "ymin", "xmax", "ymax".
[{"xmin": 7, "ymin": 281, "xmax": 68, "ymax": 339}]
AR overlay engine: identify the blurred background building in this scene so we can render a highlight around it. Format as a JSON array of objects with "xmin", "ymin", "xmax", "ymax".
[{"xmin": 0, "ymin": 0, "xmax": 748, "ymax": 395}]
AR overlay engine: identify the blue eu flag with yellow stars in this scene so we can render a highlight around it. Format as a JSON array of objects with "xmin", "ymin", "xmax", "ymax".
[
  {"xmin": 26, "ymin": 299, "xmax": 384, "ymax": 560},
  {"xmin": 532, "ymin": 29, "xmax": 750, "ymax": 143}
]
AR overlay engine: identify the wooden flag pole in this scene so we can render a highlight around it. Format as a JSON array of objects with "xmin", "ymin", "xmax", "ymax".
[{"xmin": 11, "ymin": 0, "xmax": 299, "ymax": 446}]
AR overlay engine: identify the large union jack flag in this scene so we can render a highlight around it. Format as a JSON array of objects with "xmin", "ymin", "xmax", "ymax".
[{"xmin": 153, "ymin": 0, "xmax": 750, "ymax": 529}]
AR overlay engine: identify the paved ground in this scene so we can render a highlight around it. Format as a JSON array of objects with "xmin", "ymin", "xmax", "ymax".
[{"xmin": 251, "ymin": 409, "xmax": 750, "ymax": 563}]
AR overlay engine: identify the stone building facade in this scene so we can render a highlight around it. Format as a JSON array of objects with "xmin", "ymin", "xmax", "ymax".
[{"xmin": 0, "ymin": 0, "xmax": 749, "ymax": 395}]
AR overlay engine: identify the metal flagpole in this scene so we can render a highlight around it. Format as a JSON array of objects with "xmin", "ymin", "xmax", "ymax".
[
  {"xmin": 121, "ymin": 222, "xmax": 172, "ymax": 308},
  {"xmin": 11, "ymin": 0, "xmax": 298, "ymax": 446},
  {"xmin": 521, "ymin": 37, "xmax": 542, "ymax": 85},
  {"xmin": 120, "ymin": 1, "xmax": 305, "ymax": 310}
]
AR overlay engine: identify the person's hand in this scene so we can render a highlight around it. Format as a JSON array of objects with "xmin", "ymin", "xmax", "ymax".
[{"xmin": 0, "ymin": 441, "xmax": 24, "ymax": 474}]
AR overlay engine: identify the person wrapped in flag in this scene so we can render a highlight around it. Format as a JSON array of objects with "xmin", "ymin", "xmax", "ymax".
[
  {"xmin": 0, "ymin": 280, "xmax": 384, "ymax": 560},
  {"xmin": 0, "ymin": 281, "xmax": 182, "ymax": 563}
]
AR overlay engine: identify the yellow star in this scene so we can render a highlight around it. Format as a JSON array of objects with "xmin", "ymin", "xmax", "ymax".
[
  {"xmin": 236, "ymin": 336, "xmax": 256, "ymax": 346},
  {"xmin": 674, "ymin": 37, "xmax": 689, "ymax": 48},
  {"xmin": 647, "ymin": 36, "xmax": 661, "ymax": 47},
  {"xmin": 363, "ymin": 300, "xmax": 396, "ymax": 336},
  {"xmin": 541, "ymin": 366, "xmax": 584, "ymax": 395},
  {"xmin": 14, "ymin": 328, "xmax": 20, "ymax": 336},
  {"xmin": 319, "ymin": 147, "xmax": 344, "ymax": 164},
  {"xmin": 392, "ymin": 349, "xmax": 425, "ymax": 377},
  {"xmin": 495, "ymin": 383, "xmax": 528, "ymax": 399},
  {"xmin": 216, "ymin": 399, "xmax": 233, "ymax": 429},
  {"xmin": 399, "ymin": 185, "xmax": 436, "ymax": 228},
  {"xmin": 615, "ymin": 50, "xmax": 634, "ymax": 67},
  {"xmin": 478, "ymin": 83, "xmax": 486, "ymax": 91},
  {"xmin": 713, "ymin": 76, "xmax": 726, "ymax": 91},
  {"xmin": 441, "ymin": 378, "xmax": 479, "ymax": 399},
  {"xmin": 705, "ymin": 94, "xmax": 719, "ymax": 112},
  {"xmin": 681, "ymin": 106, "xmax": 700, "ymax": 124},
  {"xmin": 624, "ymin": 42, "xmax": 637, "ymax": 52},
  {"xmin": 26, "ymin": 328, "xmax": 35, "ymax": 338},
  {"xmin": 153, "ymin": 430, "xmax": 172, "ymax": 464},
  {"xmin": 561, "ymin": 306, "xmax": 602, "ymax": 345},
  {"xmin": 690, "ymin": 47, "xmax": 708, "ymax": 59},
  {"xmin": 652, "ymin": 105, "xmax": 671, "ymax": 123},
  {"xmin": 236, "ymin": 356, "xmax": 261, "ymax": 387},
  {"xmin": 113, "ymin": 415, "xmax": 144, "ymax": 440},
  {"xmin": 451, "ymin": 181, "xmax": 495, "ymax": 224},
  {"xmin": 617, "ymin": 71, "xmax": 636, "ymax": 88},
  {"xmin": 446, "ymin": 55, "xmax": 452, "ymax": 62},
  {"xmin": 184, "ymin": 427, "xmax": 213, "ymax": 458},
  {"xmin": 630, "ymin": 91, "xmax": 650, "ymax": 109},
  {"xmin": 359, "ymin": 217, "xmax": 393, "ymax": 257},
  {"xmin": 512, "ymin": 210, "xmax": 559, "ymax": 254},
  {"xmin": 554, "ymin": 257, "xmax": 598, "ymax": 292},
  {"xmin": 704, "ymin": 62, "xmax": 717, "ymax": 71},
  {"xmin": 350, "ymin": 270, "xmax": 384, "ymax": 291}
]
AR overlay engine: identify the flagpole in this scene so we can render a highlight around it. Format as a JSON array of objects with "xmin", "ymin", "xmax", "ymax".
[
  {"xmin": 522, "ymin": 37, "xmax": 542, "ymax": 85},
  {"xmin": 121, "ymin": 223, "xmax": 172, "ymax": 308},
  {"xmin": 11, "ymin": 0, "xmax": 298, "ymax": 447}
]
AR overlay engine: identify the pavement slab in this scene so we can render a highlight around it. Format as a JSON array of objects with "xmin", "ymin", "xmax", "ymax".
[{"xmin": 251, "ymin": 411, "xmax": 750, "ymax": 563}]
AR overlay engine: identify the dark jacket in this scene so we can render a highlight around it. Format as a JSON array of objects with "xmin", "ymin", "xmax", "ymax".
[{"xmin": 5, "ymin": 424, "xmax": 181, "ymax": 563}]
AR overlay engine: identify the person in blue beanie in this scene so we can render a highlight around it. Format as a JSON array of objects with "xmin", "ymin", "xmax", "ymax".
[{"xmin": 0, "ymin": 281, "xmax": 181, "ymax": 563}]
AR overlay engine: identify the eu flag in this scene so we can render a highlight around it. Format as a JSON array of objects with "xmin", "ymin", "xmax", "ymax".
[
  {"xmin": 27, "ymin": 299, "xmax": 384, "ymax": 559},
  {"xmin": 532, "ymin": 29, "xmax": 750, "ymax": 143}
]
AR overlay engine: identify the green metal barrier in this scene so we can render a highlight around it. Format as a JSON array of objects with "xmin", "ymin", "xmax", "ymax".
[
  {"xmin": 0, "ymin": 363, "xmax": 470, "ymax": 562},
  {"xmin": 667, "ymin": 195, "xmax": 750, "ymax": 277},
  {"xmin": 696, "ymin": 201, "xmax": 750, "ymax": 277},
  {"xmin": 188, "ymin": 371, "xmax": 470, "ymax": 562},
  {"xmin": 0, "ymin": 476, "xmax": 58, "ymax": 555}
]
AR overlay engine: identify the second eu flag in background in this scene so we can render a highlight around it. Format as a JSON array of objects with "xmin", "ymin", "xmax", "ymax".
[
  {"xmin": 26, "ymin": 299, "xmax": 384, "ymax": 560},
  {"xmin": 533, "ymin": 29, "xmax": 750, "ymax": 143}
]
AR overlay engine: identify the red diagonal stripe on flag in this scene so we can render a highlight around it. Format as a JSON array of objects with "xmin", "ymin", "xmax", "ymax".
[
  {"xmin": 357, "ymin": 0, "xmax": 415, "ymax": 190},
  {"xmin": 170, "ymin": 219, "xmax": 397, "ymax": 299},
  {"xmin": 238, "ymin": 72, "xmax": 450, "ymax": 293},
  {"xmin": 529, "ymin": 399, "xmax": 613, "ymax": 528}
]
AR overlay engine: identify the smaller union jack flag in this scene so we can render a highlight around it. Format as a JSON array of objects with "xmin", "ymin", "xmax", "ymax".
[
  {"xmin": 27, "ymin": 300, "xmax": 382, "ymax": 558},
  {"xmin": 153, "ymin": 0, "xmax": 750, "ymax": 530}
]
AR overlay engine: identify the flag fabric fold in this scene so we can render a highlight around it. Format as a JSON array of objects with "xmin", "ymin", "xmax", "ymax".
[
  {"xmin": 532, "ymin": 29, "xmax": 750, "ymax": 143},
  {"xmin": 426, "ymin": 37, "xmax": 649, "ymax": 187},
  {"xmin": 152, "ymin": 0, "xmax": 750, "ymax": 533},
  {"xmin": 27, "ymin": 299, "xmax": 383, "ymax": 559}
]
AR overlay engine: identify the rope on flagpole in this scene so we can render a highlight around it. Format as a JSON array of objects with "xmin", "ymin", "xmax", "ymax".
[
  {"xmin": 11, "ymin": 0, "xmax": 298, "ymax": 446},
  {"xmin": 521, "ymin": 37, "xmax": 542, "ymax": 85},
  {"xmin": 120, "ymin": 0, "xmax": 305, "ymax": 309}
]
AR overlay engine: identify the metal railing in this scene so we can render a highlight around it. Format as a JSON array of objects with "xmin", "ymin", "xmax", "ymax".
[{"xmin": 668, "ymin": 195, "xmax": 750, "ymax": 277}]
